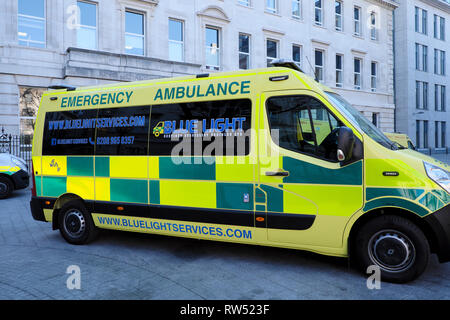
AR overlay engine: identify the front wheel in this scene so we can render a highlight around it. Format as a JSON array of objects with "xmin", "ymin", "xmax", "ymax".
[
  {"xmin": 58, "ymin": 200, "xmax": 98, "ymax": 245},
  {"xmin": 354, "ymin": 215, "xmax": 430, "ymax": 283},
  {"xmin": 0, "ymin": 176, "xmax": 13, "ymax": 199}
]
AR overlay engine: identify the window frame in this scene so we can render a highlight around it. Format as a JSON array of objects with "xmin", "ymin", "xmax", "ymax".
[
  {"xmin": 371, "ymin": 61, "xmax": 377, "ymax": 92},
  {"xmin": 17, "ymin": 0, "xmax": 46, "ymax": 48},
  {"xmin": 292, "ymin": 44, "xmax": 302, "ymax": 66},
  {"xmin": 238, "ymin": 0, "xmax": 251, "ymax": 7},
  {"xmin": 314, "ymin": 49, "xmax": 325, "ymax": 83},
  {"xmin": 335, "ymin": 54, "xmax": 343, "ymax": 88},
  {"xmin": 335, "ymin": 0, "xmax": 343, "ymax": 31},
  {"xmin": 266, "ymin": 0, "xmax": 278, "ymax": 14},
  {"xmin": 76, "ymin": 0, "xmax": 98, "ymax": 50},
  {"xmin": 124, "ymin": 9, "xmax": 145, "ymax": 56},
  {"xmin": 168, "ymin": 18, "xmax": 185, "ymax": 62},
  {"xmin": 266, "ymin": 94, "xmax": 344, "ymax": 163},
  {"xmin": 266, "ymin": 38, "xmax": 279, "ymax": 67},
  {"xmin": 205, "ymin": 26, "xmax": 221, "ymax": 70},
  {"xmin": 353, "ymin": 6, "xmax": 362, "ymax": 36},
  {"xmin": 239, "ymin": 33, "xmax": 251, "ymax": 70},
  {"xmin": 353, "ymin": 57, "xmax": 362, "ymax": 90},
  {"xmin": 314, "ymin": 0, "xmax": 323, "ymax": 26},
  {"xmin": 370, "ymin": 11, "xmax": 378, "ymax": 40},
  {"xmin": 292, "ymin": 0, "xmax": 302, "ymax": 20}
]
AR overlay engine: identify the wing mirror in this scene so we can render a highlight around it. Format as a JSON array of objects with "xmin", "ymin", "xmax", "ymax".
[{"xmin": 337, "ymin": 127, "xmax": 355, "ymax": 162}]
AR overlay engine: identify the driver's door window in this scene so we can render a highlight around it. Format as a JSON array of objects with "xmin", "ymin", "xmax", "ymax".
[{"xmin": 267, "ymin": 95, "xmax": 343, "ymax": 162}]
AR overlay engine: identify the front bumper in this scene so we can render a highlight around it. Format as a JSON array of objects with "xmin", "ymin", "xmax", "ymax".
[
  {"xmin": 11, "ymin": 169, "xmax": 29, "ymax": 189},
  {"xmin": 30, "ymin": 196, "xmax": 46, "ymax": 222},
  {"xmin": 424, "ymin": 203, "xmax": 450, "ymax": 263}
]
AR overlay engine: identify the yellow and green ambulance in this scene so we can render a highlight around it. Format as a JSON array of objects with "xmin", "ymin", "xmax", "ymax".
[
  {"xmin": 0, "ymin": 153, "xmax": 29, "ymax": 199},
  {"xmin": 30, "ymin": 61, "xmax": 450, "ymax": 283}
]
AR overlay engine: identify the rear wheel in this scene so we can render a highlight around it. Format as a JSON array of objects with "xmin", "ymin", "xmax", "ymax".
[
  {"xmin": 354, "ymin": 215, "xmax": 430, "ymax": 283},
  {"xmin": 0, "ymin": 176, "xmax": 13, "ymax": 199},
  {"xmin": 58, "ymin": 201, "xmax": 98, "ymax": 245}
]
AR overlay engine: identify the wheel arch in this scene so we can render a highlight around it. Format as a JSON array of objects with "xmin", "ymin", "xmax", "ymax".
[
  {"xmin": 0, "ymin": 173, "xmax": 14, "ymax": 188},
  {"xmin": 347, "ymin": 207, "xmax": 438, "ymax": 263},
  {"xmin": 51, "ymin": 193, "xmax": 87, "ymax": 230}
]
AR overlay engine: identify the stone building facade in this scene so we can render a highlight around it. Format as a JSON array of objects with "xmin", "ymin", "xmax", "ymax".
[
  {"xmin": 394, "ymin": 0, "xmax": 449, "ymax": 151},
  {"xmin": 0, "ymin": 0, "xmax": 398, "ymax": 136}
]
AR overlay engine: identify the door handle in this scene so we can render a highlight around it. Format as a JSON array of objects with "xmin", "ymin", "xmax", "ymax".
[{"xmin": 265, "ymin": 170, "xmax": 289, "ymax": 177}]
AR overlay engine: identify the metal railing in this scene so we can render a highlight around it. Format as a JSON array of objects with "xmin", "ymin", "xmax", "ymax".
[{"xmin": 0, "ymin": 127, "xmax": 33, "ymax": 172}]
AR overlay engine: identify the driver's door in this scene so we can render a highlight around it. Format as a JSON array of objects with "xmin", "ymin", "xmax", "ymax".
[{"xmin": 258, "ymin": 90, "xmax": 364, "ymax": 247}]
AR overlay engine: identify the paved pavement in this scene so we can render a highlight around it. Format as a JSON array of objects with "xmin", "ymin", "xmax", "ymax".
[{"xmin": 1, "ymin": 186, "xmax": 450, "ymax": 300}]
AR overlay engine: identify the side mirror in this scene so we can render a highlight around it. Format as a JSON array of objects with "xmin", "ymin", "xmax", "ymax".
[{"xmin": 337, "ymin": 127, "xmax": 355, "ymax": 162}]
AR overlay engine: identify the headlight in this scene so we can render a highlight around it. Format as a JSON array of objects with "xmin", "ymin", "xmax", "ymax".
[
  {"xmin": 11, "ymin": 157, "xmax": 27, "ymax": 171},
  {"xmin": 424, "ymin": 162, "xmax": 450, "ymax": 193}
]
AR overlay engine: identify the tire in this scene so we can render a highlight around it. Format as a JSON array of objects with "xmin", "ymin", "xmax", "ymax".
[
  {"xmin": 0, "ymin": 176, "xmax": 13, "ymax": 199},
  {"xmin": 58, "ymin": 200, "xmax": 99, "ymax": 245},
  {"xmin": 354, "ymin": 214, "xmax": 430, "ymax": 283}
]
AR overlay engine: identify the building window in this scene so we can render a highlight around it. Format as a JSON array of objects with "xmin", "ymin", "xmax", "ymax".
[
  {"xmin": 371, "ymin": 62, "xmax": 377, "ymax": 92},
  {"xmin": 416, "ymin": 120, "xmax": 420, "ymax": 148},
  {"xmin": 415, "ymin": 7, "xmax": 428, "ymax": 35},
  {"xmin": 168, "ymin": 19, "xmax": 184, "ymax": 62},
  {"xmin": 415, "ymin": 7, "xmax": 419, "ymax": 33},
  {"xmin": 315, "ymin": 49, "xmax": 324, "ymax": 83},
  {"xmin": 439, "ymin": 16, "xmax": 446, "ymax": 41},
  {"xmin": 335, "ymin": 54, "xmax": 343, "ymax": 88},
  {"xmin": 434, "ymin": 49, "xmax": 446, "ymax": 75},
  {"xmin": 266, "ymin": 39, "xmax": 278, "ymax": 67},
  {"xmin": 442, "ymin": 122, "xmax": 447, "ymax": 148},
  {"xmin": 335, "ymin": 1, "xmax": 343, "ymax": 31},
  {"xmin": 76, "ymin": 1, "xmax": 97, "ymax": 50},
  {"xmin": 125, "ymin": 10, "xmax": 144, "ymax": 56},
  {"xmin": 354, "ymin": 6, "xmax": 361, "ymax": 36},
  {"xmin": 238, "ymin": 0, "xmax": 250, "ymax": 7},
  {"xmin": 239, "ymin": 33, "xmax": 250, "ymax": 69},
  {"xmin": 354, "ymin": 58, "xmax": 362, "ymax": 90},
  {"xmin": 415, "ymin": 43, "xmax": 428, "ymax": 72},
  {"xmin": 423, "ymin": 120, "xmax": 428, "ymax": 148},
  {"xmin": 422, "ymin": 9, "xmax": 428, "ymax": 35},
  {"xmin": 372, "ymin": 113, "xmax": 380, "ymax": 128},
  {"xmin": 266, "ymin": 0, "xmax": 278, "ymax": 14},
  {"xmin": 292, "ymin": 44, "xmax": 302, "ymax": 66},
  {"xmin": 205, "ymin": 27, "xmax": 220, "ymax": 70},
  {"xmin": 416, "ymin": 81, "xmax": 429, "ymax": 110},
  {"xmin": 314, "ymin": 0, "xmax": 323, "ymax": 26},
  {"xmin": 19, "ymin": 87, "xmax": 45, "ymax": 137},
  {"xmin": 18, "ymin": 0, "xmax": 46, "ymax": 48},
  {"xmin": 292, "ymin": 0, "xmax": 302, "ymax": 19},
  {"xmin": 370, "ymin": 12, "xmax": 378, "ymax": 40},
  {"xmin": 435, "ymin": 85, "xmax": 446, "ymax": 112},
  {"xmin": 435, "ymin": 121, "xmax": 440, "ymax": 148}
]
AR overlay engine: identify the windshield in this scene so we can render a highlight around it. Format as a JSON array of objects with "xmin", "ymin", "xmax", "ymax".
[{"xmin": 325, "ymin": 92, "xmax": 397, "ymax": 150}]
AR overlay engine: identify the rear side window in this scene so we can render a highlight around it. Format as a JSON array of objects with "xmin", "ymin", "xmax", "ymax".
[
  {"xmin": 43, "ymin": 109, "xmax": 98, "ymax": 156},
  {"xmin": 149, "ymin": 99, "xmax": 252, "ymax": 156},
  {"xmin": 95, "ymin": 106, "xmax": 150, "ymax": 156}
]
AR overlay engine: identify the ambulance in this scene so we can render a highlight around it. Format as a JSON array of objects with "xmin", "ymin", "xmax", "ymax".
[
  {"xmin": 0, "ymin": 153, "xmax": 29, "ymax": 199},
  {"xmin": 30, "ymin": 60, "xmax": 450, "ymax": 283},
  {"xmin": 384, "ymin": 132, "xmax": 416, "ymax": 150}
]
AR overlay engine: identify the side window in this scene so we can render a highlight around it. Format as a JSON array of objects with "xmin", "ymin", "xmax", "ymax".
[
  {"xmin": 149, "ymin": 99, "xmax": 252, "ymax": 156},
  {"xmin": 267, "ymin": 95, "xmax": 343, "ymax": 162},
  {"xmin": 42, "ymin": 109, "xmax": 98, "ymax": 156},
  {"xmin": 95, "ymin": 106, "xmax": 150, "ymax": 155}
]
